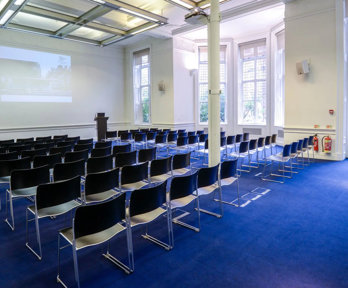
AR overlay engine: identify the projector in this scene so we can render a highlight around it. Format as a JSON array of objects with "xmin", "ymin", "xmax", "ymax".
[{"xmin": 184, "ymin": 7, "xmax": 208, "ymax": 25}]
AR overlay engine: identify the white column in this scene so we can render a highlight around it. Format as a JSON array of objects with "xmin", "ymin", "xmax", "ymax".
[{"xmin": 208, "ymin": 0, "xmax": 221, "ymax": 166}]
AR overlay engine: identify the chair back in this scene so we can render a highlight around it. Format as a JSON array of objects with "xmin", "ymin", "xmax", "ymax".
[
  {"xmin": 138, "ymin": 147, "xmax": 156, "ymax": 163},
  {"xmin": 155, "ymin": 134, "xmax": 167, "ymax": 144},
  {"xmin": 11, "ymin": 165, "xmax": 50, "ymax": 190},
  {"xmin": 188, "ymin": 135, "xmax": 198, "ymax": 145},
  {"xmin": 199, "ymin": 134, "xmax": 208, "ymax": 143},
  {"xmin": 150, "ymin": 156, "xmax": 172, "ymax": 177},
  {"xmin": 170, "ymin": 171, "xmax": 198, "ymax": 200},
  {"xmin": 65, "ymin": 149, "xmax": 89, "ymax": 163},
  {"xmin": 227, "ymin": 135, "xmax": 235, "ymax": 145},
  {"xmin": 53, "ymin": 135, "xmax": 68, "ymax": 140},
  {"xmin": 87, "ymin": 155, "xmax": 113, "ymax": 174},
  {"xmin": 77, "ymin": 138, "xmax": 93, "ymax": 145},
  {"xmin": 220, "ymin": 131, "xmax": 226, "ymax": 138},
  {"xmin": 118, "ymin": 130, "xmax": 128, "ymax": 137},
  {"xmin": 177, "ymin": 136, "xmax": 188, "ymax": 147},
  {"xmin": 167, "ymin": 133, "xmax": 178, "ymax": 142},
  {"xmin": 0, "ymin": 157, "xmax": 31, "ymax": 177},
  {"xmin": 21, "ymin": 148, "xmax": 48, "ymax": 161},
  {"xmin": 197, "ymin": 164, "xmax": 219, "ymax": 188},
  {"xmin": 36, "ymin": 176, "xmax": 81, "ymax": 210},
  {"xmin": 249, "ymin": 139, "xmax": 257, "ymax": 151},
  {"xmin": 146, "ymin": 132, "xmax": 157, "ymax": 141},
  {"xmin": 85, "ymin": 168, "xmax": 119, "ymax": 197},
  {"xmin": 57, "ymin": 141, "xmax": 74, "ymax": 149},
  {"xmin": 196, "ymin": 130, "xmax": 204, "ymax": 136},
  {"xmin": 8, "ymin": 144, "xmax": 32, "ymax": 153},
  {"xmin": 179, "ymin": 132, "xmax": 188, "ymax": 138},
  {"xmin": 239, "ymin": 141, "xmax": 249, "ymax": 153},
  {"xmin": 115, "ymin": 151, "xmax": 137, "ymax": 168},
  {"xmin": 120, "ymin": 132, "xmax": 132, "ymax": 141},
  {"xmin": 36, "ymin": 136, "xmax": 51, "ymax": 142},
  {"xmin": 265, "ymin": 136, "xmax": 271, "ymax": 146},
  {"xmin": 34, "ymin": 142, "xmax": 55, "ymax": 150},
  {"xmin": 94, "ymin": 141, "xmax": 112, "ymax": 148},
  {"xmin": 169, "ymin": 130, "xmax": 178, "ymax": 134},
  {"xmin": 0, "ymin": 139, "xmax": 15, "ymax": 146},
  {"xmin": 49, "ymin": 145, "xmax": 71, "ymax": 156},
  {"xmin": 0, "ymin": 148, "xmax": 5, "ymax": 154},
  {"xmin": 243, "ymin": 133, "xmax": 249, "ymax": 141},
  {"xmin": 134, "ymin": 133, "xmax": 146, "ymax": 142},
  {"xmin": 178, "ymin": 129, "xmax": 186, "ymax": 134},
  {"xmin": 220, "ymin": 136, "xmax": 226, "ymax": 147},
  {"xmin": 130, "ymin": 181, "xmax": 167, "ymax": 217},
  {"xmin": 188, "ymin": 131, "xmax": 196, "ymax": 137},
  {"xmin": 91, "ymin": 147, "xmax": 112, "ymax": 158},
  {"xmin": 282, "ymin": 144, "xmax": 291, "ymax": 158},
  {"xmin": 297, "ymin": 139, "xmax": 303, "ymax": 151},
  {"xmin": 308, "ymin": 135, "xmax": 314, "ymax": 146},
  {"xmin": 74, "ymin": 143, "xmax": 93, "ymax": 153},
  {"xmin": 291, "ymin": 142, "xmax": 299, "ymax": 154},
  {"xmin": 33, "ymin": 153, "xmax": 61, "ymax": 169},
  {"xmin": 106, "ymin": 131, "xmax": 117, "ymax": 138},
  {"xmin": 74, "ymin": 194, "xmax": 126, "ymax": 239},
  {"xmin": 172, "ymin": 152, "xmax": 191, "ymax": 170},
  {"xmin": 0, "ymin": 151, "xmax": 18, "ymax": 161},
  {"xmin": 140, "ymin": 128, "xmax": 150, "ymax": 133},
  {"xmin": 66, "ymin": 136, "xmax": 80, "ymax": 144},
  {"xmin": 303, "ymin": 138, "xmax": 309, "ymax": 149},
  {"xmin": 121, "ymin": 162, "xmax": 148, "ymax": 185},
  {"xmin": 221, "ymin": 159, "xmax": 238, "ymax": 180},
  {"xmin": 53, "ymin": 159, "xmax": 85, "ymax": 182},
  {"xmin": 17, "ymin": 137, "xmax": 34, "ymax": 143},
  {"xmin": 271, "ymin": 134, "xmax": 277, "ymax": 144},
  {"xmin": 235, "ymin": 134, "xmax": 243, "ymax": 143},
  {"xmin": 257, "ymin": 137, "xmax": 265, "ymax": 148},
  {"xmin": 112, "ymin": 144, "xmax": 132, "ymax": 156}
]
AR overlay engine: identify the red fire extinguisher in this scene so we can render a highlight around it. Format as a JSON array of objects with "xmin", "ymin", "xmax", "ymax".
[
  {"xmin": 321, "ymin": 135, "xmax": 332, "ymax": 153},
  {"xmin": 313, "ymin": 134, "xmax": 319, "ymax": 152}
]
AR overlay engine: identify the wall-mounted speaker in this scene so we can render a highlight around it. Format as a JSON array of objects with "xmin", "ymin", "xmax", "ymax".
[{"xmin": 296, "ymin": 60, "xmax": 310, "ymax": 75}]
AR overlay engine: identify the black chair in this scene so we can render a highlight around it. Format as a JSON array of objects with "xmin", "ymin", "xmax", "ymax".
[
  {"xmin": 227, "ymin": 135, "xmax": 236, "ymax": 153},
  {"xmin": 188, "ymin": 135, "xmax": 199, "ymax": 154},
  {"xmin": 86, "ymin": 155, "xmax": 113, "ymax": 174},
  {"xmin": 138, "ymin": 148, "xmax": 156, "ymax": 163},
  {"xmin": 150, "ymin": 156, "xmax": 172, "ymax": 183},
  {"xmin": 121, "ymin": 162, "xmax": 149, "ymax": 191},
  {"xmin": 118, "ymin": 130, "xmax": 129, "ymax": 137},
  {"xmin": 94, "ymin": 141, "xmax": 112, "ymax": 148},
  {"xmin": 53, "ymin": 159, "xmax": 85, "ymax": 182},
  {"xmin": 115, "ymin": 151, "xmax": 137, "ymax": 168},
  {"xmin": 178, "ymin": 132, "xmax": 188, "ymax": 138},
  {"xmin": 197, "ymin": 164, "xmax": 222, "ymax": 218},
  {"xmin": 243, "ymin": 133, "xmax": 250, "ymax": 141},
  {"xmin": 5, "ymin": 165, "xmax": 50, "ymax": 230},
  {"xmin": 153, "ymin": 134, "xmax": 167, "ymax": 152},
  {"xmin": 105, "ymin": 130, "xmax": 117, "ymax": 139},
  {"xmin": 0, "ymin": 147, "xmax": 6, "ymax": 153},
  {"xmin": 170, "ymin": 172, "xmax": 200, "ymax": 233},
  {"xmin": 8, "ymin": 144, "xmax": 32, "ymax": 153},
  {"xmin": 57, "ymin": 141, "xmax": 75, "ymax": 149},
  {"xmin": 187, "ymin": 131, "xmax": 196, "ymax": 137},
  {"xmin": 120, "ymin": 132, "xmax": 134, "ymax": 147},
  {"xmin": 134, "ymin": 133, "xmax": 147, "ymax": 150},
  {"xmin": 26, "ymin": 176, "xmax": 81, "ymax": 260},
  {"xmin": 196, "ymin": 130, "xmax": 204, "ymax": 136},
  {"xmin": 264, "ymin": 135, "xmax": 272, "ymax": 157},
  {"xmin": 91, "ymin": 147, "xmax": 112, "ymax": 158},
  {"xmin": 65, "ymin": 150, "xmax": 89, "ymax": 163},
  {"xmin": 271, "ymin": 134, "xmax": 277, "ymax": 154},
  {"xmin": 220, "ymin": 131, "xmax": 226, "ymax": 138},
  {"xmin": 77, "ymin": 138, "xmax": 93, "ymax": 145},
  {"xmin": 84, "ymin": 168, "xmax": 120, "ymax": 204},
  {"xmin": 17, "ymin": 137, "xmax": 34, "ymax": 143},
  {"xmin": 167, "ymin": 133, "xmax": 178, "ymax": 148},
  {"xmin": 246, "ymin": 139, "xmax": 258, "ymax": 169},
  {"xmin": 146, "ymin": 131, "xmax": 157, "ymax": 146},
  {"xmin": 36, "ymin": 136, "xmax": 51, "ymax": 142},
  {"xmin": 113, "ymin": 144, "xmax": 132, "ymax": 156},
  {"xmin": 0, "ymin": 151, "xmax": 18, "ymax": 161},
  {"xmin": 129, "ymin": 180, "xmax": 173, "ymax": 250},
  {"xmin": 198, "ymin": 134, "xmax": 208, "ymax": 150},
  {"xmin": 229, "ymin": 141, "xmax": 250, "ymax": 174},
  {"xmin": 21, "ymin": 148, "xmax": 48, "ymax": 162},
  {"xmin": 34, "ymin": 142, "xmax": 55, "ymax": 150},
  {"xmin": 172, "ymin": 152, "xmax": 191, "ymax": 176},
  {"xmin": 170, "ymin": 136, "xmax": 188, "ymax": 154},
  {"xmin": 0, "ymin": 139, "xmax": 15, "ymax": 147},
  {"xmin": 74, "ymin": 143, "xmax": 93, "ymax": 153},
  {"xmin": 217, "ymin": 159, "xmax": 240, "ymax": 207},
  {"xmin": 66, "ymin": 136, "xmax": 80, "ymax": 144},
  {"xmin": 33, "ymin": 153, "xmax": 62, "ymax": 169},
  {"xmin": 53, "ymin": 135, "xmax": 68, "ymax": 140},
  {"xmin": 178, "ymin": 129, "xmax": 186, "ymax": 134},
  {"xmin": 49, "ymin": 145, "xmax": 71, "ymax": 157},
  {"xmin": 0, "ymin": 157, "xmax": 31, "ymax": 185},
  {"xmin": 235, "ymin": 134, "xmax": 243, "ymax": 151},
  {"xmin": 57, "ymin": 193, "xmax": 133, "ymax": 288}
]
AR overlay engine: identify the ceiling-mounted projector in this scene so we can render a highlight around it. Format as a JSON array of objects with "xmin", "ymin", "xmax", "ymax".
[{"xmin": 184, "ymin": 7, "xmax": 208, "ymax": 25}]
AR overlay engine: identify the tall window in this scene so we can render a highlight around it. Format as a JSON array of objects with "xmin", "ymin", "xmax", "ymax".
[
  {"xmin": 133, "ymin": 48, "xmax": 150, "ymax": 124},
  {"xmin": 198, "ymin": 45, "xmax": 227, "ymax": 124},
  {"xmin": 238, "ymin": 40, "xmax": 267, "ymax": 125},
  {"xmin": 274, "ymin": 30, "xmax": 285, "ymax": 127}
]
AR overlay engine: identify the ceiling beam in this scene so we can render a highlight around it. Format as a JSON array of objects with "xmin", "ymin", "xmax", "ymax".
[
  {"xmin": 22, "ymin": 5, "xmax": 126, "ymax": 36},
  {"xmin": 164, "ymin": 0, "xmax": 196, "ymax": 10},
  {"xmin": 88, "ymin": 0, "xmax": 168, "ymax": 24},
  {"xmin": 55, "ymin": 5, "xmax": 112, "ymax": 37},
  {"xmin": 0, "ymin": 0, "xmax": 30, "ymax": 27}
]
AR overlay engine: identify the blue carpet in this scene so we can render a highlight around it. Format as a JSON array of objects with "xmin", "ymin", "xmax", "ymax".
[{"xmin": 1, "ymin": 153, "xmax": 348, "ymax": 288}]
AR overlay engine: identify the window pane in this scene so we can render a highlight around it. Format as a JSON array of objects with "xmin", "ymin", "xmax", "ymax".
[
  {"xmin": 242, "ymin": 82, "xmax": 254, "ymax": 101},
  {"xmin": 243, "ymin": 47, "xmax": 254, "ymax": 59},
  {"xmin": 220, "ymin": 63, "xmax": 226, "ymax": 82},
  {"xmin": 220, "ymin": 100, "xmax": 226, "ymax": 122},
  {"xmin": 243, "ymin": 60, "xmax": 255, "ymax": 81},
  {"xmin": 142, "ymin": 101, "xmax": 150, "ymax": 123},
  {"xmin": 141, "ymin": 87, "xmax": 149, "ymax": 101},
  {"xmin": 200, "ymin": 102, "xmax": 208, "ymax": 123},
  {"xmin": 256, "ymin": 81, "xmax": 266, "ymax": 100},
  {"xmin": 257, "ymin": 45, "xmax": 266, "ymax": 57},
  {"xmin": 199, "ymin": 63, "xmax": 208, "ymax": 83},
  {"xmin": 141, "ymin": 67, "xmax": 149, "ymax": 85},
  {"xmin": 242, "ymin": 101, "xmax": 255, "ymax": 123},
  {"xmin": 255, "ymin": 100, "xmax": 266, "ymax": 124},
  {"xmin": 256, "ymin": 59, "xmax": 266, "ymax": 80},
  {"xmin": 199, "ymin": 47, "xmax": 208, "ymax": 62},
  {"xmin": 141, "ymin": 55, "xmax": 148, "ymax": 65},
  {"xmin": 199, "ymin": 84, "xmax": 208, "ymax": 102}
]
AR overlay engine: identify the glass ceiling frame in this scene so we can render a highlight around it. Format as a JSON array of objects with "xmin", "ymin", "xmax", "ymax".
[
  {"xmin": 164, "ymin": 0, "xmax": 231, "ymax": 10},
  {"xmin": 0, "ymin": 0, "xmax": 168, "ymax": 46}
]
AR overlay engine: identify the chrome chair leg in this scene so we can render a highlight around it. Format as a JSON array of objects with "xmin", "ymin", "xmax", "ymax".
[
  {"xmin": 4, "ymin": 189, "xmax": 15, "ymax": 231},
  {"xmin": 172, "ymin": 197, "xmax": 200, "ymax": 232},
  {"xmin": 25, "ymin": 208, "xmax": 42, "ymax": 260},
  {"xmin": 72, "ymin": 243, "xmax": 80, "ymax": 288}
]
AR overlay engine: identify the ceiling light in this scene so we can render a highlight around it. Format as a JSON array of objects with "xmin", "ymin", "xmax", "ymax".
[
  {"xmin": 130, "ymin": 23, "xmax": 159, "ymax": 35},
  {"xmin": 0, "ymin": 9, "xmax": 14, "ymax": 25},
  {"xmin": 14, "ymin": 0, "xmax": 25, "ymax": 5},
  {"xmin": 119, "ymin": 7, "xmax": 159, "ymax": 22},
  {"xmin": 166, "ymin": 0, "xmax": 195, "ymax": 10},
  {"xmin": 200, "ymin": 0, "xmax": 227, "ymax": 9}
]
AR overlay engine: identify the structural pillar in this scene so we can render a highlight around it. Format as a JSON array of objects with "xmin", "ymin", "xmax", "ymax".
[{"xmin": 208, "ymin": 0, "xmax": 221, "ymax": 166}]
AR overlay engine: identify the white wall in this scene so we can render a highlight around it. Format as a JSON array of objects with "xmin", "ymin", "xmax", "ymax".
[
  {"xmin": 0, "ymin": 29, "xmax": 125, "ymax": 140},
  {"xmin": 284, "ymin": 0, "xmax": 345, "ymax": 160},
  {"xmin": 124, "ymin": 37, "xmax": 174, "ymax": 129}
]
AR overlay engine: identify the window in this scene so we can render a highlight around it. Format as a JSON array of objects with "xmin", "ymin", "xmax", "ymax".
[
  {"xmin": 133, "ymin": 48, "xmax": 150, "ymax": 124},
  {"xmin": 238, "ymin": 40, "xmax": 267, "ymax": 125},
  {"xmin": 198, "ymin": 45, "xmax": 227, "ymax": 124},
  {"xmin": 274, "ymin": 30, "xmax": 285, "ymax": 127}
]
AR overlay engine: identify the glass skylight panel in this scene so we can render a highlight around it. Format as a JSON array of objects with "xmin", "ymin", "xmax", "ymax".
[
  {"xmin": 69, "ymin": 26, "xmax": 113, "ymax": 41},
  {"xmin": 96, "ymin": 10, "xmax": 147, "ymax": 30},
  {"xmin": 0, "ymin": 0, "xmax": 9, "ymax": 13},
  {"xmin": 11, "ymin": 12, "xmax": 67, "ymax": 31}
]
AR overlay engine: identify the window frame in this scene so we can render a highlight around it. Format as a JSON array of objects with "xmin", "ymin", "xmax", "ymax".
[{"xmin": 274, "ymin": 29, "xmax": 285, "ymax": 127}]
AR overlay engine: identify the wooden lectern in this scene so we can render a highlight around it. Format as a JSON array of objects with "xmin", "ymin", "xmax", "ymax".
[{"xmin": 94, "ymin": 113, "xmax": 109, "ymax": 141}]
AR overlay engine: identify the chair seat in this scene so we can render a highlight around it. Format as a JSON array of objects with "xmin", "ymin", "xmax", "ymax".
[
  {"xmin": 150, "ymin": 174, "xmax": 172, "ymax": 183},
  {"xmin": 28, "ymin": 200, "xmax": 80, "ymax": 218},
  {"xmin": 229, "ymin": 152, "xmax": 248, "ymax": 158},
  {"xmin": 220, "ymin": 177, "xmax": 237, "ymax": 187},
  {"xmin": 11, "ymin": 186, "xmax": 37, "ymax": 198},
  {"xmin": 268, "ymin": 155, "xmax": 290, "ymax": 162},
  {"xmin": 197, "ymin": 184, "xmax": 219, "ymax": 196},
  {"xmin": 121, "ymin": 181, "xmax": 148, "ymax": 191},
  {"xmin": 172, "ymin": 168, "xmax": 190, "ymax": 176},
  {"xmin": 60, "ymin": 222, "xmax": 126, "ymax": 250},
  {"xmin": 131, "ymin": 207, "xmax": 166, "ymax": 226},
  {"xmin": 0, "ymin": 176, "xmax": 10, "ymax": 183},
  {"xmin": 85, "ymin": 189, "xmax": 119, "ymax": 204},
  {"xmin": 171, "ymin": 194, "xmax": 196, "ymax": 209}
]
